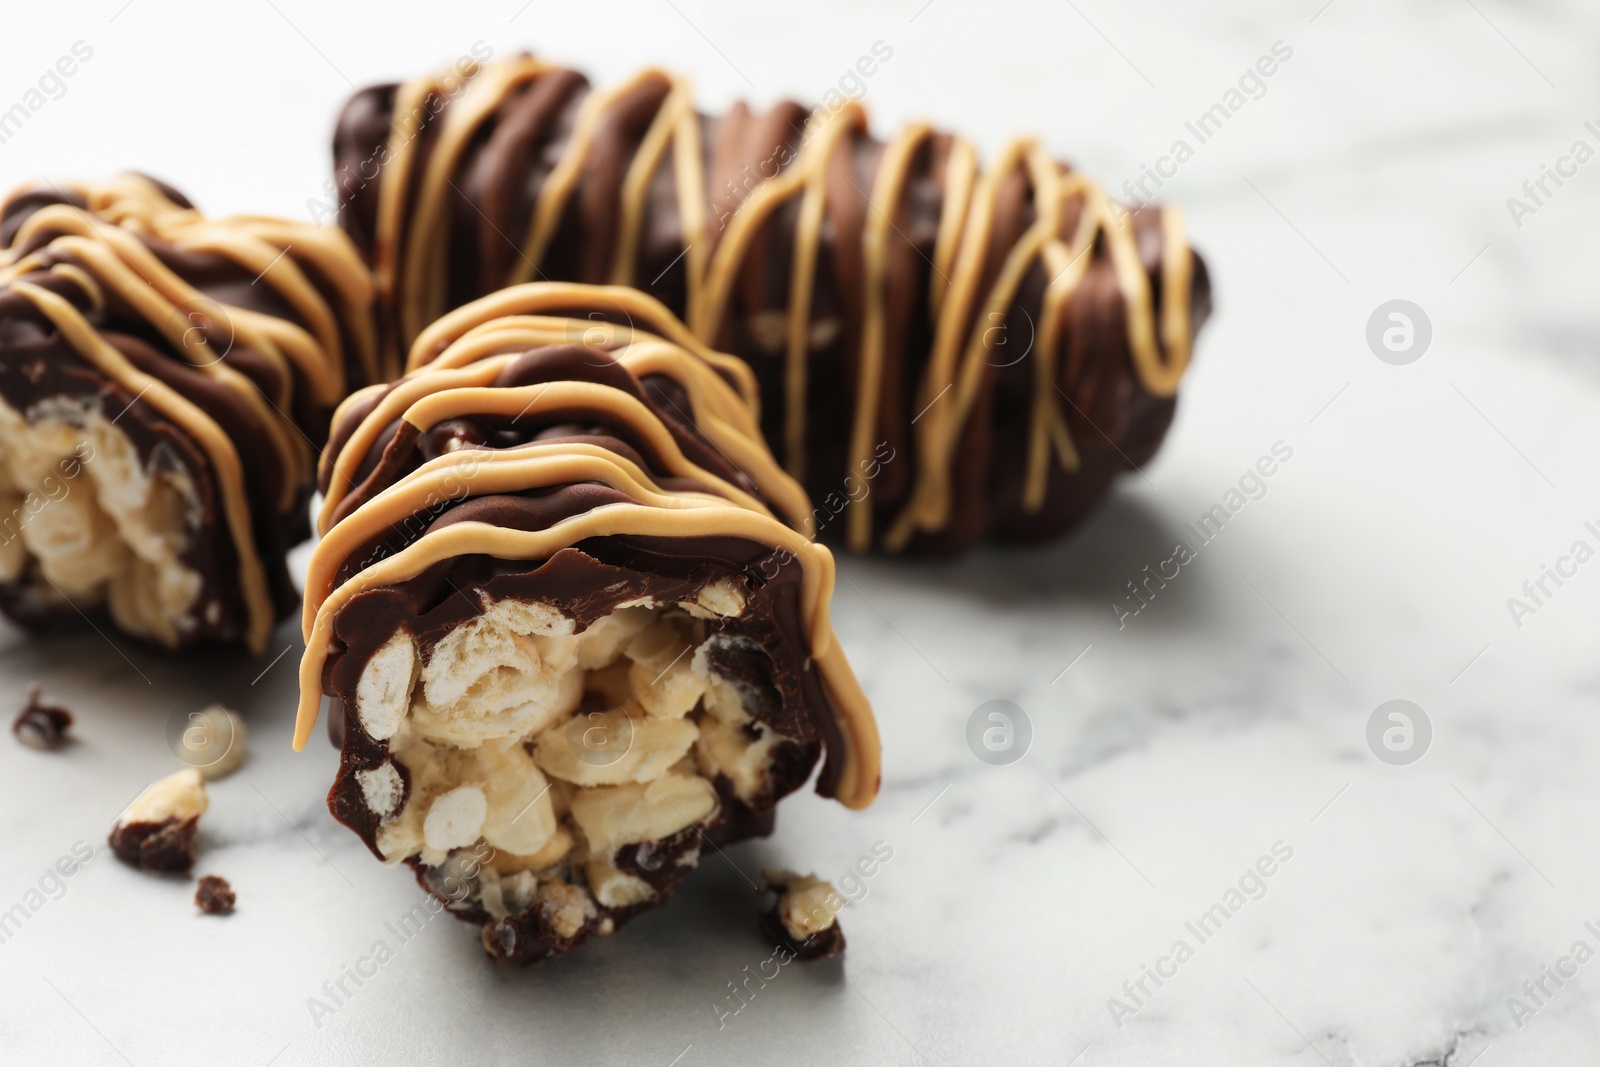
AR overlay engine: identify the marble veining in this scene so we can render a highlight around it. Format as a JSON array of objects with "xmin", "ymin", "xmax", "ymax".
[{"xmin": 1, "ymin": 0, "xmax": 1598, "ymax": 1063}]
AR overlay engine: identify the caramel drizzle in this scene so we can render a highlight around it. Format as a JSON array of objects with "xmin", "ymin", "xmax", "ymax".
[
  {"xmin": 0, "ymin": 175, "xmax": 373, "ymax": 651},
  {"xmin": 7, "ymin": 211, "xmax": 307, "ymax": 512},
  {"xmin": 299, "ymin": 313, "xmax": 880, "ymax": 810},
  {"xmin": 7, "ymin": 280, "xmax": 277, "ymax": 651},
  {"xmin": 325, "ymin": 342, "xmax": 804, "ymax": 536},
  {"xmin": 409, "ymin": 281, "xmax": 759, "ymax": 410},
  {"xmin": 370, "ymin": 57, "xmax": 1197, "ymax": 551}
]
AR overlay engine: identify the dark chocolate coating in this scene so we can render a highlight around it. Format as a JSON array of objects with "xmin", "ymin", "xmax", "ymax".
[
  {"xmin": 326, "ymin": 545, "xmax": 825, "ymax": 963},
  {"xmin": 760, "ymin": 903, "xmax": 846, "ymax": 963},
  {"xmin": 0, "ymin": 176, "xmax": 373, "ymax": 650},
  {"xmin": 0, "ymin": 284, "xmax": 266, "ymax": 645},
  {"xmin": 11, "ymin": 685, "xmax": 73, "ymax": 750},
  {"xmin": 109, "ymin": 815, "xmax": 199, "ymax": 873},
  {"xmin": 334, "ymin": 60, "xmax": 1213, "ymax": 554},
  {"xmin": 0, "ymin": 242, "xmax": 295, "ymax": 645},
  {"xmin": 315, "ymin": 343, "xmax": 862, "ymax": 963},
  {"xmin": 3, "ymin": 180, "xmax": 376, "ymax": 406}
]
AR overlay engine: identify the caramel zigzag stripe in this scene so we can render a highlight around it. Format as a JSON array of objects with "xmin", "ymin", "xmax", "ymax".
[
  {"xmin": 340, "ymin": 54, "xmax": 1208, "ymax": 554},
  {"xmin": 0, "ymin": 174, "xmax": 375, "ymax": 651}
]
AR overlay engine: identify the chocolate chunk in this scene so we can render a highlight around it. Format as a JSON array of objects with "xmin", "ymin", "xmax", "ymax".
[
  {"xmin": 194, "ymin": 875, "xmax": 235, "ymax": 914},
  {"xmin": 12, "ymin": 684, "xmax": 72, "ymax": 750}
]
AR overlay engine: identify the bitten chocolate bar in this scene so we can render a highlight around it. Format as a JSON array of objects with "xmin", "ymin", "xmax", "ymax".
[
  {"xmin": 296, "ymin": 285, "xmax": 879, "ymax": 963},
  {"xmin": 0, "ymin": 174, "xmax": 374, "ymax": 651},
  {"xmin": 335, "ymin": 54, "xmax": 1212, "ymax": 554}
]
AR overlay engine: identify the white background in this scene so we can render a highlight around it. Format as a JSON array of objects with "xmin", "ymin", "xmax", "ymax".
[{"xmin": 1, "ymin": 1, "xmax": 1598, "ymax": 1064}]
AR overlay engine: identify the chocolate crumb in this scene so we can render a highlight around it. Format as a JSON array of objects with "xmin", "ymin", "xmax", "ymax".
[
  {"xmin": 195, "ymin": 875, "xmax": 235, "ymax": 914},
  {"xmin": 761, "ymin": 870, "xmax": 847, "ymax": 961},
  {"xmin": 111, "ymin": 815, "xmax": 200, "ymax": 872},
  {"xmin": 12, "ymin": 685, "xmax": 73, "ymax": 751},
  {"xmin": 109, "ymin": 769, "xmax": 208, "ymax": 873}
]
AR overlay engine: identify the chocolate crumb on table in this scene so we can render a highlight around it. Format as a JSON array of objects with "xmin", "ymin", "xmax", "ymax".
[
  {"xmin": 761, "ymin": 869, "xmax": 847, "ymax": 961},
  {"xmin": 195, "ymin": 875, "xmax": 235, "ymax": 914},
  {"xmin": 109, "ymin": 768, "xmax": 208, "ymax": 873},
  {"xmin": 12, "ymin": 684, "xmax": 72, "ymax": 750}
]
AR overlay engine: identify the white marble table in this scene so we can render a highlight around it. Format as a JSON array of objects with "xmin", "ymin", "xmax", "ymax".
[{"xmin": 2, "ymin": 1, "xmax": 1597, "ymax": 1063}]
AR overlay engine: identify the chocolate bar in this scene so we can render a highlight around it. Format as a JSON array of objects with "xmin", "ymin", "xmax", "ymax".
[
  {"xmin": 0, "ymin": 174, "xmax": 374, "ymax": 650},
  {"xmin": 295, "ymin": 294, "xmax": 878, "ymax": 962},
  {"xmin": 335, "ymin": 54, "xmax": 1212, "ymax": 553}
]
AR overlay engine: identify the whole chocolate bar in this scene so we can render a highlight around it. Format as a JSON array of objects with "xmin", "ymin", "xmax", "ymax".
[
  {"xmin": 296, "ymin": 288, "xmax": 879, "ymax": 963},
  {"xmin": 0, "ymin": 175, "xmax": 374, "ymax": 651},
  {"xmin": 334, "ymin": 54, "xmax": 1212, "ymax": 554}
]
